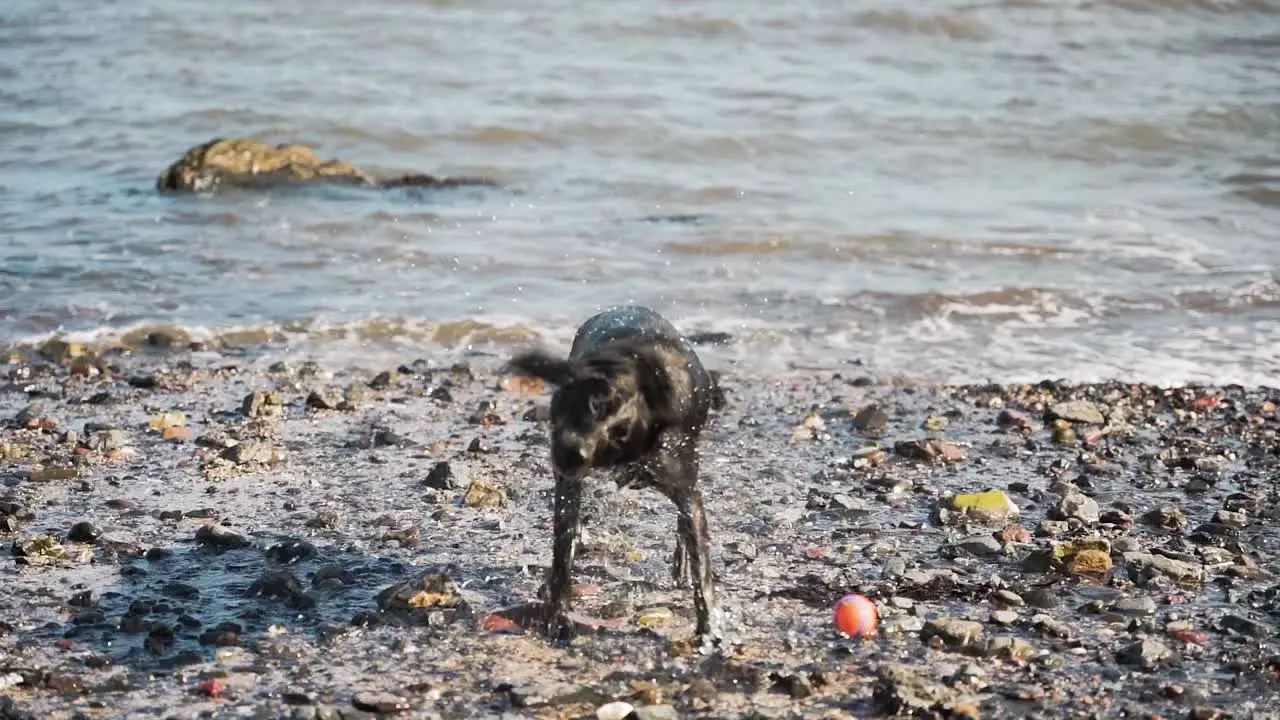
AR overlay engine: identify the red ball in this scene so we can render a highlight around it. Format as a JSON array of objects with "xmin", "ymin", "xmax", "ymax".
[{"xmin": 833, "ymin": 593, "xmax": 878, "ymax": 638}]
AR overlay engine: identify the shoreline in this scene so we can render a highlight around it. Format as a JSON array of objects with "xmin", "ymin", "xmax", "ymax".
[
  {"xmin": 1, "ymin": 341, "xmax": 1278, "ymax": 719},
  {"xmin": 5, "ymin": 319, "xmax": 1276, "ymax": 394}
]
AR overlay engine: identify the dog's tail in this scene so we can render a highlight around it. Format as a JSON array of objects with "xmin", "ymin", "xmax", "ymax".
[{"xmin": 506, "ymin": 349, "xmax": 575, "ymax": 387}]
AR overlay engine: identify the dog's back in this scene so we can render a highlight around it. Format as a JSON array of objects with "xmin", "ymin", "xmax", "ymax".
[
  {"xmin": 570, "ymin": 306, "xmax": 716, "ymax": 420},
  {"xmin": 569, "ymin": 305, "xmax": 682, "ymax": 359}
]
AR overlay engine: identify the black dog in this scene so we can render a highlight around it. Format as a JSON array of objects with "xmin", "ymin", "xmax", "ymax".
[{"xmin": 507, "ymin": 305, "xmax": 722, "ymax": 644}]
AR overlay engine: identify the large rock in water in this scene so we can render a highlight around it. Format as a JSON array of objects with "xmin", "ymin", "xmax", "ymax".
[{"xmin": 156, "ymin": 137, "xmax": 497, "ymax": 194}]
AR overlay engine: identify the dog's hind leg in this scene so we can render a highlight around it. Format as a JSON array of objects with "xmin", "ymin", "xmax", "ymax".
[{"xmin": 671, "ymin": 532, "xmax": 693, "ymax": 588}]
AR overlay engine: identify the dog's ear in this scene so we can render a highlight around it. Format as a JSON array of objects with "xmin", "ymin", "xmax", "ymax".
[
  {"xmin": 613, "ymin": 343, "xmax": 683, "ymax": 427},
  {"xmin": 506, "ymin": 350, "xmax": 576, "ymax": 387}
]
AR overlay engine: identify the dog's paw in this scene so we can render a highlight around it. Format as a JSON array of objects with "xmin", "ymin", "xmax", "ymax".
[
  {"xmin": 695, "ymin": 606, "xmax": 731, "ymax": 655},
  {"xmin": 544, "ymin": 611, "xmax": 577, "ymax": 645}
]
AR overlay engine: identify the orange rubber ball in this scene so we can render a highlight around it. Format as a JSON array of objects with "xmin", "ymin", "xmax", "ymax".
[{"xmin": 833, "ymin": 593, "xmax": 878, "ymax": 638}]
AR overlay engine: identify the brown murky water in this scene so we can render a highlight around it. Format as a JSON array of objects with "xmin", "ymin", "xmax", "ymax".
[{"xmin": 1, "ymin": 0, "xmax": 1278, "ymax": 384}]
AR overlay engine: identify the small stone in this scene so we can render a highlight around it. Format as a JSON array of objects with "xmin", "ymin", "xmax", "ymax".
[
  {"xmin": 29, "ymin": 466, "xmax": 79, "ymax": 482},
  {"xmin": 1051, "ymin": 420, "xmax": 1077, "ymax": 444},
  {"xmin": 195, "ymin": 523, "xmax": 250, "ymax": 550},
  {"xmin": 66, "ymin": 521, "xmax": 103, "ymax": 544},
  {"xmin": 242, "ymin": 390, "xmax": 284, "ymax": 418},
  {"xmin": 895, "ymin": 439, "xmax": 965, "ymax": 462},
  {"xmin": 1117, "ymin": 637, "xmax": 1172, "ymax": 668},
  {"xmin": 1031, "ymin": 614, "xmax": 1073, "ymax": 639},
  {"xmin": 1022, "ymin": 589, "xmax": 1060, "ymax": 610},
  {"xmin": 1049, "ymin": 400, "xmax": 1105, "ymax": 425},
  {"xmin": 369, "ymin": 371, "xmax": 398, "ymax": 390},
  {"xmin": 83, "ymin": 425, "xmax": 124, "ymax": 448},
  {"xmin": 990, "ymin": 610, "xmax": 1018, "ymax": 626},
  {"xmin": 990, "ymin": 590, "xmax": 1025, "ymax": 607},
  {"xmin": 1223, "ymin": 493, "xmax": 1258, "ymax": 514},
  {"xmin": 1110, "ymin": 596, "xmax": 1157, "ymax": 617},
  {"xmin": 1212, "ymin": 509, "xmax": 1247, "ymax": 529},
  {"xmin": 306, "ymin": 510, "xmax": 341, "ymax": 530},
  {"xmin": 1142, "ymin": 506, "xmax": 1188, "ymax": 531},
  {"xmin": 942, "ymin": 490, "xmax": 1019, "ymax": 525},
  {"xmin": 306, "ymin": 389, "xmax": 347, "ymax": 411},
  {"xmin": 248, "ymin": 570, "xmax": 310, "ymax": 605},
  {"xmin": 1122, "ymin": 552, "xmax": 1206, "ymax": 585},
  {"xmin": 424, "ymin": 462, "xmax": 461, "ymax": 490},
  {"xmin": 14, "ymin": 403, "xmax": 49, "ymax": 427},
  {"xmin": 162, "ymin": 426, "xmax": 192, "ymax": 442},
  {"xmin": 872, "ymin": 664, "xmax": 959, "ymax": 716},
  {"xmin": 920, "ymin": 617, "xmax": 984, "ymax": 651},
  {"xmin": 996, "ymin": 409, "xmax": 1034, "ymax": 430},
  {"xmin": 1036, "ymin": 520, "xmax": 1071, "ymax": 537},
  {"xmin": 851, "ymin": 405, "xmax": 889, "ymax": 435},
  {"xmin": 921, "ymin": 415, "xmax": 949, "ymax": 432},
  {"xmin": 467, "ymin": 401, "xmax": 503, "ymax": 426},
  {"xmin": 463, "ymin": 479, "xmax": 506, "ymax": 508},
  {"xmin": 631, "ymin": 706, "xmax": 679, "ymax": 720},
  {"xmin": 946, "ymin": 535, "xmax": 1003, "ymax": 557},
  {"xmin": 351, "ymin": 691, "xmax": 410, "ymax": 714},
  {"xmin": 996, "ymin": 524, "xmax": 1031, "ymax": 543},
  {"xmin": 1112, "ymin": 537, "xmax": 1140, "ymax": 553},
  {"xmin": 985, "ymin": 636, "xmax": 1036, "ymax": 662},
  {"xmin": 687, "ymin": 679, "xmax": 716, "ymax": 702},
  {"xmin": 14, "ymin": 534, "xmax": 66, "ymax": 562},
  {"xmin": 220, "ymin": 441, "xmax": 274, "ymax": 465},
  {"xmin": 1067, "ymin": 548, "xmax": 1112, "ymax": 575},
  {"xmin": 45, "ymin": 672, "xmax": 83, "ymax": 693},
  {"xmin": 1056, "ymin": 491, "xmax": 1100, "ymax": 524},
  {"xmin": 382, "ymin": 526, "xmax": 422, "ymax": 549},
  {"xmin": 265, "ymin": 539, "xmax": 318, "ymax": 564},
  {"xmin": 1221, "ymin": 614, "xmax": 1273, "ymax": 639},
  {"xmin": 376, "ymin": 572, "xmax": 467, "ymax": 613},
  {"xmin": 637, "ymin": 607, "xmax": 674, "ymax": 627},
  {"xmin": 313, "ymin": 565, "xmax": 354, "ymax": 586},
  {"xmin": 597, "ymin": 702, "xmax": 635, "ymax": 720}
]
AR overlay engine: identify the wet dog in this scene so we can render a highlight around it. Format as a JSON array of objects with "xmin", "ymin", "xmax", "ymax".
[{"xmin": 506, "ymin": 306, "xmax": 722, "ymax": 644}]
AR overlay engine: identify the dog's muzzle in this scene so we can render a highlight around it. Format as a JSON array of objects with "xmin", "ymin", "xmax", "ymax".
[{"xmin": 552, "ymin": 433, "xmax": 594, "ymax": 481}]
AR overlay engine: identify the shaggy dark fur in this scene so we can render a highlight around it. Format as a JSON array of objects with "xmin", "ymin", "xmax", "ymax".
[{"xmin": 507, "ymin": 306, "xmax": 723, "ymax": 644}]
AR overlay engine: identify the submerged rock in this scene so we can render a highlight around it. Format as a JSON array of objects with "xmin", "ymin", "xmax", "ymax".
[
  {"xmin": 195, "ymin": 523, "xmax": 250, "ymax": 550},
  {"xmin": 66, "ymin": 521, "xmax": 103, "ymax": 544},
  {"xmin": 158, "ymin": 138, "xmax": 371, "ymax": 192},
  {"xmin": 157, "ymin": 137, "xmax": 499, "ymax": 194},
  {"xmin": 376, "ymin": 571, "xmax": 471, "ymax": 625}
]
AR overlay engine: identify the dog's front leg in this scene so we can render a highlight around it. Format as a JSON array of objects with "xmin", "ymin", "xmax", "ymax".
[{"xmin": 545, "ymin": 469, "xmax": 582, "ymax": 644}]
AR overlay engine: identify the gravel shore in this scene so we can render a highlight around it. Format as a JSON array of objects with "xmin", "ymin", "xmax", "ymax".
[{"xmin": 1, "ymin": 335, "xmax": 1278, "ymax": 719}]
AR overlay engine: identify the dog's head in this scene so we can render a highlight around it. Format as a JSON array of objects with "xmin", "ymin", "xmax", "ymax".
[{"xmin": 507, "ymin": 342, "xmax": 684, "ymax": 479}]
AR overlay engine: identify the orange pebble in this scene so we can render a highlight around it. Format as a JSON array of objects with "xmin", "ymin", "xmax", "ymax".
[{"xmin": 833, "ymin": 593, "xmax": 878, "ymax": 638}]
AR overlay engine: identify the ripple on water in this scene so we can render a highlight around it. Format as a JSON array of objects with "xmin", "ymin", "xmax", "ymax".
[{"xmin": 850, "ymin": 9, "xmax": 993, "ymax": 40}]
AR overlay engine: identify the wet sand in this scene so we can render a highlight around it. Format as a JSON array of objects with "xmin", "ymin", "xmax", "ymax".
[{"xmin": 1, "ymin": 338, "xmax": 1278, "ymax": 719}]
